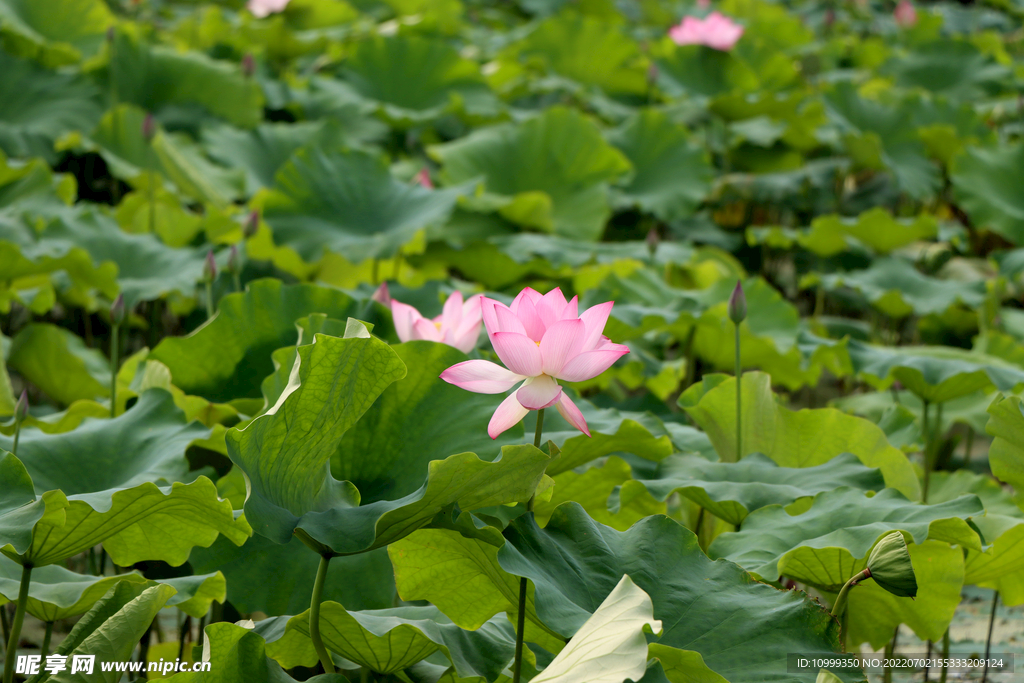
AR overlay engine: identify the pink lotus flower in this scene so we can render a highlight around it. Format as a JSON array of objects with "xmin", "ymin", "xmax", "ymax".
[
  {"xmin": 894, "ymin": 0, "xmax": 917, "ymax": 27},
  {"xmin": 392, "ymin": 291, "xmax": 483, "ymax": 353},
  {"xmin": 441, "ymin": 287, "xmax": 629, "ymax": 439},
  {"xmin": 413, "ymin": 168, "xmax": 434, "ymax": 189},
  {"xmin": 669, "ymin": 12, "xmax": 744, "ymax": 51},
  {"xmin": 248, "ymin": 0, "xmax": 290, "ymax": 18}
]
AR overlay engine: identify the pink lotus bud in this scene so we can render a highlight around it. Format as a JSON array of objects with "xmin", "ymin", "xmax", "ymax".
[
  {"xmin": 372, "ymin": 282, "xmax": 391, "ymax": 306},
  {"xmin": 645, "ymin": 228, "xmax": 660, "ymax": 254},
  {"xmin": 728, "ymin": 281, "xmax": 746, "ymax": 324},
  {"xmin": 111, "ymin": 293, "xmax": 126, "ymax": 325},
  {"xmin": 241, "ymin": 53, "xmax": 255, "ymax": 78},
  {"xmin": 15, "ymin": 390, "xmax": 28, "ymax": 421},
  {"xmin": 227, "ymin": 245, "xmax": 240, "ymax": 274},
  {"xmin": 696, "ymin": 0, "xmax": 711, "ymax": 8},
  {"xmin": 142, "ymin": 113, "xmax": 156, "ymax": 143},
  {"xmin": 894, "ymin": 0, "xmax": 917, "ymax": 27},
  {"xmin": 204, "ymin": 250, "xmax": 218, "ymax": 282},
  {"xmin": 413, "ymin": 168, "xmax": 433, "ymax": 189},
  {"xmin": 647, "ymin": 63, "xmax": 659, "ymax": 84},
  {"xmin": 243, "ymin": 210, "xmax": 260, "ymax": 238}
]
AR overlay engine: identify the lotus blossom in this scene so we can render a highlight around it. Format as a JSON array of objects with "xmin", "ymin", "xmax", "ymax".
[
  {"xmin": 441, "ymin": 287, "xmax": 629, "ymax": 439},
  {"xmin": 248, "ymin": 0, "xmax": 290, "ymax": 18},
  {"xmin": 391, "ymin": 291, "xmax": 483, "ymax": 353},
  {"xmin": 893, "ymin": 0, "xmax": 917, "ymax": 27},
  {"xmin": 668, "ymin": 12, "xmax": 744, "ymax": 51}
]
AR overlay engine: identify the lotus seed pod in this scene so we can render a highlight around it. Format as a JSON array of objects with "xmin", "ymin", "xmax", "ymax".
[
  {"xmin": 142, "ymin": 113, "xmax": 156, "ymax": 142},
  {"xmin": 866, "ymin": 531, "xmax": 917, "ymax": 598},
  {"xmin": 15, "ymin": 390, "xmax": 28, "ymax": 421},
  {"xmin": 728, "ymin": 281, "xmax": 747, "ymax": 324},
  {"xmin": 204, "ymin": 250, "xmax": 218, "ymax": 282},
  {"xmin": 111, "ymin": 293, "xmax": 126, "ymax": 325}
]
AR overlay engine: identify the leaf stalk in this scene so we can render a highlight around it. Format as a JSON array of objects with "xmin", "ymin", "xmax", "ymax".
[
  {"xmin": 2, "ymin": 562, "xmax": 32, "ymax": 683},
  {"xmin": 310, "ymin": 554, "xmax": 335, "ymax": 674}
]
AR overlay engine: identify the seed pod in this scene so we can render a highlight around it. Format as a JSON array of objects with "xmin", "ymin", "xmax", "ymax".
[
  {"xmin": 866, "ymin": 531, "xmax": 917, "ymax": 598},
  {"xmin": 204, "ymin": 250, "xmax": 218, "ymax": 282},
  {"xmin": 728, "ymin": 281, "xmax": 747, "ymax": 324},
  {"xmin": 111, "ymin": 293, "xmax": 126, "ymax": 325}
]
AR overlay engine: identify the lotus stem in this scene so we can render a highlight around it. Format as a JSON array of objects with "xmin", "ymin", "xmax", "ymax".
[
  {"xmin": 2, "ymin": 563, "xmax": 32, "ymax": 683},
  {"xmin": 939, "ymin": 628, "xmax": 949, "ymax": 683},
  {"xmin": 310, "ymin": 554, "xmax": 335, "ymax": 674},
  {"xmin": 925, "ymin": 639, "xmax": 932, "ymax": 682},
  {"xmin": 41, "ymin": 621, "xmax": 53, "ymax": 659},
  {"xmin": 205, "ymin": 281, "xmax": 214, "ymax": 322},
  {"xmin": 12, "ymin": 415, "xmax": 22, "ymax": 459},
  {"xmin": 682, "ymin": 326, "xmax": 697, "ymax": 391},
  {"xmin": 883, "ymin": 625, "xmax": 898, "ymax": 683},
  {"xmin": 110, "ymin": 322, "xmax": 119, "ymax": 418},
  {"xmin": 512, "ymin": 408, "xmax": 545, "ymax": 683},
  {"xmin": 921, "ymin": 400, "xmax": 930, "ymax": 502},
  {"xmin": 735, "ymin": 322, "xmax": 742, "ymax": 459},
  {"xmin": 982, "ymin": 589, "xmax": 998, "ymax": 683},
  {"xmin": 0, "ymin": 603, "xmax": 8, "ymax": 650},
  {"xmin": 831, "ymin": 568, "xmax": 871, "ymax": 619},
  {"xmin": 963, "ymin": 427, "xmax": 974, "ymax": 465},
  {"xmin": 148, "ymin": 170, "xmax": 156, "ymax": 235}
]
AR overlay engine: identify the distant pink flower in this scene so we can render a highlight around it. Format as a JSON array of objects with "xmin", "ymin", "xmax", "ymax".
[
  {"xmin": 441, "ymin": 287, "xmax": 629, "ymax": 439},
  {"xmin": 392, "ymin": 291, "xmax": 483, "ymax": 353},
  {"xmin": 894, "ymin": 0, "xmax": 917, "ymax": 26},
  {"xmin": 248, "ymin": 0, "xmax": 290, "ymax": 18},
  {"xmin": 696, "ymin": 0, "xmax": 711, "ymax": 8},
  {"xmin": 669, "ymin": 12, "xmax": 744, "ymax": 51},
  {"xmin": 413, "ymin": 168, "xmax": 434, "ymax": 189}
]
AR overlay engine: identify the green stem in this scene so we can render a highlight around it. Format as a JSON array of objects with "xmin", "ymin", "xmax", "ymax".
[
  {"xmin": 41, "ymin": 621, "xmax": 53, "ymax": 659},
  {"xmin": 205, "ymin": 281, "xmax": 214, "ymax": 321},
  {"xmin": 0, "ymin": 603, "xmax": 8, "ymax": 650},
  {"xmin": 110, "ymin": 322, "xmax": 119, "ymax": 418},
  {"xmin": 310, "ymin": 555, "xmax": 335, "ymax": 674},
  {"xmin": 939, "ymin": 628, "xmax": 949, "ymax": 683},
  {"xmin": 883, "ymin": 626, "xmax": 898, "ymax": 683},
  {"xmin": 735, "ymin": 322, "xmax": 742, "ymax": 459},
  {"xmin": 512, "ymin": 409, "xmax": 545, "ymax": 683},
  {"xmin": 2, "ymin": 563, "xmax": 32, "ymax": 683},
  {"xmin": 830, "ymin": 568, "xmax": 871, "ymax": 619},
  {"xmin": 963, "ymin": 428, "xmax": 974, "ymax": 466},
  {"xmin": 148, "ymin": 170, "xmax": 156, "ymax": 235},
  {"xmin": 682, "ymin": 326, "xmax": 697, "ymax": 391},
  {"xmin": 921, "ymin": 400, "xmax": 930, "ymax": 502},
  {"xmin": 12, "ymin": 417, "xmax": 21, "ymax": 458},
  {"xmin": 232, "ymin": 271, "xmax": 242, "ymax": 294},
  {"xmin": 982, "ymin": 589, "xmax": 998, "ymax": 683}
]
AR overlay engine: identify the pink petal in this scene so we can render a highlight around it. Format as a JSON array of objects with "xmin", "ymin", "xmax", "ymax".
[
  {"xmin": 555, "ymin": 392, "xmax": 590, "ymax": 437},
  {"xmin": 391, "ymin": 300, "xmax": 423, "ymax": 344},
  {"xmin": 413, "ymin": 317, "xmax": 443, "ymax": 342},
  {"xmin": 514, "ymin": 298, "xmax": 546, "ymax": 342},
  {"xmin": 556, "ymin": 347, "xmax": 629, "ymax": 382},
  {"xmin": 371, "ymin": 282, "xmax": 391, "ymax": 306},
  {"xmin": 492, "ymin": 332, "xmax": 543, "ymax": 376},
  {"xmin": 539, "ymin": 319, "xmax": 587, "ymax": 376},
  {"xmin": 534, "ymin": 289, "xmax": 568, "ymax": 329},
  {"xmin": 489, "ymin": 391, "xmax": 529, "ymax": 439},
  {"xmin": 461, "ymin": 294, "xmax": 484, "ymax": 326},
  {"xmin": 561, "ymin": 296, "xmax": 579, "ymax": 320},
  {"xmin": 517, "ymin": 375, "xmax": 563, "ymax": 411},
  {"xmin": 441, "ymin": 360, "xmax": 526, "ymax": 393},
  {"xmin": 494, "ymin": 304, "xmax": 528, "ymax": 337},
  {"xmin": 579, "ymin": 301, "xmax": 614, "ymax": 351},
  {"xmin": 440, "ymin": 291, "xmax": 464, "ymax": 331},
  {"xmin": 510, "ymin": 287, "xmax": 542, "ymax": 315},
  {"xmin": 450, "ymin": 324, "xmax": 482, "ymax": 353}
]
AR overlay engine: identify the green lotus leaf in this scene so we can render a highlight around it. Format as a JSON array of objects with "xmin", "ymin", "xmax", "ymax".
[
  {"xmin": 708, "ymin": 487, "xmax": 982, "ymax": 589},
  {"xmin": 430, "ymin": 107, "xmax": 631, "ymax": 240},
  {"xmin": 845, "ymin": 540, "xmax": 964, "ymax": 648},
  {"xmin": 882, "ymin": 40, "xmax": 1010, "ymax": 101},
  {"xmin": 607, "ymin": 109, "xmax": 713, "ymax": 221},
  {"xmin": 0, "ymin": 390, "xmax": 208, "ymax": 493},
  {"xmin": 0, "ymin": 450, "xmax": 62, "ymax": 559},
  {"xmin": 653, "ymin": 42, "xmax": 759, "ymax": 98},
  {"xmin": 639, "ymin": 644, "xmax": 730, "ymax": 683},
  {"xmin": 535, "ymin": 456, "xmax": 665, "ymax": 531},
  {"xmin": 104, "ymin": 31, "xmax": 263, "ymax": 128},
  {"xmin": 495, "ymin": 503, "xmax": 860, "ymax": 683},
  {"xmin": 190, "ymin": 534, "xmax": 395, "ymax": 616},
  {"xmin": 258, "ymin": 147, "xmax": 465, "ymax": 262},
  {"xmin": 273, "ymin": 603, "xmax": 516, "ymax": 677},
  {"xmin": 832, "ymin": 389, "xmax": 995, "ymax": 444},
  {"xmin": 986, "ymin": 394, "xmax": 1024, "ymax": 494},
  {"xmin": 341, "ymin": 34, "xmax": 498, "ymax": 124},
  {"xmin": 679, "ymin": 372, "xmax": 920, "ymax": 499},
  {"xmin": 512, "ymin": 14, "xmax": 647, "ymax": 95},
  {"xmin": 952, "ymin": 142, "xmax": 1024, "ymax": 244},
  {"xmin": 963, "ymin": 519, "xmax": 1024, "ymax": 604},
  {"xmin": 0, "ymin": 52, "xmax": 102, "ymax": 163},
  {"xmin": 0, "ymin": 0, "xmax": 113, "ymax": 67},
  {"xmin": 817, "ymin": 257, "xmax": 986, "ymax": 319},
  {"xmin": 810, "ymin": 208, "xmax": 937, "ymax": 255},
  {"xmin": 150, "ymin": 279, "xmax": 361, "ymax": 402},
  {"xmin": 632, "ymin": 452, "xmax": 885, "ymax": 526},
  {"xmin": 7, "ymin": 323, "xmax": 109, "ymax": 406},
  {"xmin": 166, "ymin": 621, "xmax": 348, "ymax": 683}
]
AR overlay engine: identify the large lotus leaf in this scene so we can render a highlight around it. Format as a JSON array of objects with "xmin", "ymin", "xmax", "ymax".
[
  {"xmin": 844, "ymin": 540, "xmax": 965, "ymax": 649},
  {"xmin": 0, "ymin": 390, "xmax": 208, "ymax": 495},
  {"xmin": 951, "ymin": 142, "xmax": 1024, "ymax": 244},
  {"xmin": 104, "ymin": 32, "xmax": 263, "ymax": 128},
  {"xmin": 679, "ymin": 372, "xmax": 920, "ymax": 499},
  {"xmin": 0, "ymin": 52, "xmax": 102, "ymax": 162},
  {"xmin": 258, "ymin": 147, "xmax": 465, "ymax": 262},
  {"xmin": 430, "ymin": 107, "xmax": 631, "ymax": 240},
  {"xmin": 274, "ymin": 603, "xmax": 516, "ymax": 678},
  {"xmin": 8, "ymin": 323, "xmax": 109, "ymax": 406},
  {"xmin": 708, "ymin": 487, "xmax": 982, "ymax": 588},
  {"xmin": 882, "ymin": 40, "xmax": 1010, "ymax": 101},
  {"xmin": 190, "ymin": 534, "xmax": 395, "ymax": 616},
  {"xmin": 495, "ymin": 504, "xmax": 860, "ymax": 683},
  {"xmin": 757, "ymin": 209, "xmax": 937, "ymax": 257},
  {"xmin": 0, "ymin": 450, "xmax": 59, "ymax": 559},
  {"xmin": 513, "ymin": 14, "xmax": 647, "ymax": 95},
  {"xmin": 165, "ymin": 622, "xmax": 347, "ymax": 683},
  {"xmin": 534, "ymin": 456, "xmax": 666, "ymax": 531},
  {"xmin": 150, "ymin": 279, "xmax": 360, "ymax": 402},
  {"xmin": 641, "ymin": 644, "xmax": 730, "ymax": 683},
  {"xmin": 986, "ymin": 394, "xmax": 1024, "ymax": 493},
  {"xmin": 653, "ymin": 41, "xmax": 759, "ymax": 98},
  {"xmin": 341, "ymin": 34, "xmax": 497, "ymax": 124},
  {"xmin": 823, "ymin": 83, "xmax": 940, "ymax": 199},
  {"xmin": 607, "ymin": 109, "xmax": 713, "ymax": 221},
  {"xmin": 332, "ymin": 341, "xmax": 524, "ymax": 503},
  {"xmin": 832, "ymin": 389, "xmax": 994, "ymax": 440},
  {"xmin": 633, "ymin": 452, "xmax": 885, "ymax": 526},
  {"xmin": 817, "ymin": 257, "xmax": 986, "ymax": 319},
  {"xmin": 0, "ymin": 0, "xmax": 112, "ymax": 66}
]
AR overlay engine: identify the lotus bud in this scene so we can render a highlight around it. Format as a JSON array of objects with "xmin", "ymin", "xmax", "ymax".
[
  {"xmin": 106, "ymin": 26, "xmax": 115, "ymax": 43},
  {"xmin": 372, "ymin": 281, "xmax": 391, "ymax": 306},
  {"xmin": 646, "ymin": 62, "xmax": 659, "ymax": 84},
  {"xmin": 227, "ymin": 245, "xmax": 239, "ymax": 274},
  {"xmin": 866, "ymin": 531, "xmax": 917, "ymax": 598},
  {"xmin": 15, "ymin": 390, "xmax": 28, "ymax": 422},
  {"xmin": 645, "ymin": 227, "xmax": 660, "ymax": 255},
  {"xmin": 111, "ymin": 293, "xmax": 126, "ymax": 325},
  {"xmin": 204, "ymin": 250, "xmax": 218, "ymax": 282},
  {"xmin": 241, "ymin": 53, "xmax": 255, "ymax": 78},
  {"xmin": 413, "ymin": 168, "xmax": 433, "ymax": 189},
  {"xmin": 142, "ymin": 113, "xmax": 156, "ymax": 143},
  {"xmin": 243, "ymin": 210, "xmax": 260, "ymax": 238},
  {"xmin": 728, "ymin": 281, "xmax": 746, "ymax": 324}
]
